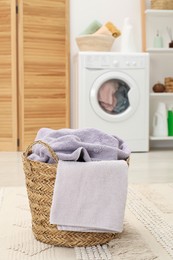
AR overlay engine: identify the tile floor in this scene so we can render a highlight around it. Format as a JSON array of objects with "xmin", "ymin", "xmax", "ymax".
[{"xmin": 0, "ymin": 150, "xmax": 173, "ymax": 187}]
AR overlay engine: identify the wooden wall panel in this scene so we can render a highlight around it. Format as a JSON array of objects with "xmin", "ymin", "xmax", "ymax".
[
  {"xmin": 0, "ymin": 0, "xmax": 17, "ymax": 151},
  {"xmin": 141, "ymin": 0, "xmax": 146, "ymax": 52},
  {"xmin": 18, "ymin": 0, "xmax": 70, "ymax": 150}
]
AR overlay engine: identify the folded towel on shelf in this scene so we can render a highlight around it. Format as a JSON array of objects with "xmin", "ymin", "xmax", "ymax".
[
  {"xmin": 105, "ymin": 22, "xmax": 121, "ymax": 38},
  {"xmin": 50, "ymin": 160, "xmax": 128, "ymax": 233},
  {"xmin": 28, "ymin": 128, "xmax": 131, "ymax": 163}
]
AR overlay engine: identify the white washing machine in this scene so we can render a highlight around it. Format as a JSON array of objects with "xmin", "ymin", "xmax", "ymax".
[{"xmin": 74, "ymin": 52, "xmax": 150, "ymax": 152}]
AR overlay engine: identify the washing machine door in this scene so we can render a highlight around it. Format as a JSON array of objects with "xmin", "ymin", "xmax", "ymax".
[{"xmin": 90, "ymin": 71, "xmax": 140, "ymax": 122}]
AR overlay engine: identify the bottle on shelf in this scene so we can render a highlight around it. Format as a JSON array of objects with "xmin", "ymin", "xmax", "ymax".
[
  {"xmin": 167, "ymin": 27, "xmax": 173, "ymax": 48},
  {"xmin": 152, "ymin": 102, "xmax": 168, "ymax": 137},
  {"xmin": 168, "ymin": 107, "xmax": 173, "ymax": 136},
  {"xmin": 153, "ymin": 30, "xmax": 163, "ymax": 48}
]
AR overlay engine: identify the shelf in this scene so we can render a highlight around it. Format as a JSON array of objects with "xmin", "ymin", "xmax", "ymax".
[
  {"xmin": 150, "ymin": 136, "xmax": 173, "ymax": 140},
  {"xmin": 147, "ymin": 48, "xmax": 173, "ymax": 53},
  {"xmin": 145, "ymin": 9, "xmax": 173, "ymax": 16},
  {"xmin": 150, "ymin": 92, "xmax": 173, "ymax": 97}
]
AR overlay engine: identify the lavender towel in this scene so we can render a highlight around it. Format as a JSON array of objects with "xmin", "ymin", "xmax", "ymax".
[
  {"xmin": 50, "ymin": 160, "xmax": 128, "ymax": 233},
  {"xmin": 28, "ymin": 128, "xmax": 130, "ymax": 163}
]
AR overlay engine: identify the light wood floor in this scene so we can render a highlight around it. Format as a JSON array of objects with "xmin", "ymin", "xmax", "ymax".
[{"xmin": 0, "ymin": 150, "xmax": 173, "ymax": 186}]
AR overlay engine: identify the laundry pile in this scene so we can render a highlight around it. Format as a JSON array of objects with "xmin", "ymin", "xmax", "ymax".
[
  {"xmin": 98, "ymin": 79, "xmax": 130, "ymax": 114},
  {"xmin": 76, "ymin": 20, "xmax": 121, "ymax": 51},
  {"xmin": 29, "ymin": 128, "xmax": 131, "ymax": 233}
]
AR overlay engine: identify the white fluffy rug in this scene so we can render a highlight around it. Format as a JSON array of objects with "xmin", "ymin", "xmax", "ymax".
[{"xmin": 0, "ymin": 183, "xmax": 173, "ymax": 260}]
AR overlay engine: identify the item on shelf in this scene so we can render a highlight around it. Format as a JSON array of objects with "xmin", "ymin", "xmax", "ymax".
[
  {"xmin": 151, "ymin": 0, "xmax": 173, "ymax": 10},
  {"xmin": 169, "ymin": 41, "xmax": 173, "ymax": 48},
  {"xmin": 168, "ymin": 109, "xmax": 173, "ymax": 136},
  {"xmin": 152, "ymin": 82, "xmax": 165, "ymax": 92},
  {"xmin": 153, "ymin": 30, "xmax": 163, "ymax": 48},
  {"xmin": 164, "ymin": 77, "xmax": 173, "ymax": 92},
  {"xmin": 152, "ymin": 102, "xmax": 168, "ymax": 137},
  {"xmin": 166, "ymin": 27, "xmax": 173, "ymax": 48}
]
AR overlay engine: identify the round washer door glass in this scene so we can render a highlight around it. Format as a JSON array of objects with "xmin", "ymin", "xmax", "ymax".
[{"xmin": 90, "ymin": 71, "xmax": 140, "ymax": 122}]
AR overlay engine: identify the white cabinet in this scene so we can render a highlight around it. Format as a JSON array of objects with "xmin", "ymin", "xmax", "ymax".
[{"xmin": 142, "ymin": 4, "xmax": 173, "ymax": 148}]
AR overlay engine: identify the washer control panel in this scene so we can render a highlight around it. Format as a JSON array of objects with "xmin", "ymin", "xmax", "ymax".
[{"xmin": 84, "ymin": 53, "xmax": 147, "ymax": 69}]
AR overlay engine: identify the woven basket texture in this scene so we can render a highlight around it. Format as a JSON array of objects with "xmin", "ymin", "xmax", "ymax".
[
  {"xmin": 151, "ymin": 0, "xmax": 173, "ymax": 9},
  {"xmin": 165, "ymin": 85, "xmax": 173, "ymax": 92},
  {"xmin": 22, "ymin": 140, "xmax": 118, "ymax": 247},
  {"xmin": 164, "ymin": 77, "xmax": 173, "ymax": 92},
  {"xmin": 76, "ymin": 35, "xmax": 114, "ymax": 51}
]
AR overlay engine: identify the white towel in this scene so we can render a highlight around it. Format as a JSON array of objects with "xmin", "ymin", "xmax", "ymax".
[{"xmin": 50, "ymin": 160, "xmax": 128, "ymax": 233}]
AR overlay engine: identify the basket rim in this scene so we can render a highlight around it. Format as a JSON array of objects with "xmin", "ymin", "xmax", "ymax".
[
  {"xmin": 76, "ymin": 34, "xmax": 114, "ymax": 39},
  {"xmin": 22, "ymin": 154, "xmax": 58, "ymax": 167},
  {"xmin": 23, "ymin": 140, "xmax": 59, "ymax": 164}
]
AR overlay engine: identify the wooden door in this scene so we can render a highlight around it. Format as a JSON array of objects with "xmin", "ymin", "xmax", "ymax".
[
  {"xmin": 0, "ymin": 0, "xmax": 17, "ymax": 151},
  {"xmin": 18, "ymin": 0, "xmax": 70, "ymax": 150}
]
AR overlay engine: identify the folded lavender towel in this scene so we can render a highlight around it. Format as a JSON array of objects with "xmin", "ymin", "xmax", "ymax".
[
  {"xmin": 50, "ymin": 160, "xmax": 128, "ymax": 233},
  {"xmin": 28, "ymin": 128, "xmax": 130, "ymax": 163}
]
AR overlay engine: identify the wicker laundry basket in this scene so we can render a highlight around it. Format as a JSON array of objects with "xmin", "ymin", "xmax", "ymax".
[
  {"xmin": 151, "ymin": 0, "xmax": 173, "ymax": 9},
  {"xmin": 23, "ymin": 140, "xmax": 121, "ymax": 247}
]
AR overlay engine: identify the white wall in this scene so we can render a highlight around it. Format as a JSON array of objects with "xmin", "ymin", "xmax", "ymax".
[{"xmin": 69, "ymin": 0, "xmax": 142, "ymax": 126}]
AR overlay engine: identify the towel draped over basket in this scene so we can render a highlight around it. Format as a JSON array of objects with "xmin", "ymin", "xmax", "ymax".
[{"xmin": 23, "ymin": 128, "xmax": 130, "ymax": 247}]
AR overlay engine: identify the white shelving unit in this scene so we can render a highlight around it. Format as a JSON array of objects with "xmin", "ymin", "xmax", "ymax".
[
  {"xmin": 150, "ymin": 93, "xmax": 173, "ymax": 97},
  {"xmin": 145, "ymin": 9, "xmax": 173, "ymax": 16},
  {"xmin": 144, "ymin": 6, "xmax": 173, "ymax": 148},
  {"xmin": 147, "ymin": 48, "xmax": 173, "ymax": 53},
  {"xmin": 150, "ymin": 136, "xmax": 173, "ymax": 140},
  {"xmin": 145, "ymin": 9, "xmax": 173, "ymax": 50}
]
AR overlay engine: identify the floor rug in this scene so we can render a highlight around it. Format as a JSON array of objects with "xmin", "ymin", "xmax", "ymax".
[{"xmin": 0, "ymin": 184, "xmax": 173, "ymax": 260}]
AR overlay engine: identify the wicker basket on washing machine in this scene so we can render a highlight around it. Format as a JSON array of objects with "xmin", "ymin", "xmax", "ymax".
[{"xmin": 76, "ymin": 35, "xmax": 115, "ymax": 51}]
